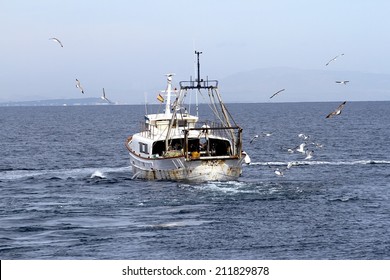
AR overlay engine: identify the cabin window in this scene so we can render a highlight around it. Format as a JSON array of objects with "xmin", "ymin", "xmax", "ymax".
[
  {"xmin": 152, "ymin": 141, "xmax": 165, "ymax": 156},
  {"xmin": 139, "ymin": 142, "xmax": 149, "ymax": 154},
  {"xmin": 177, "ymin": 120, "xmax": 187, "ymax": 127}
]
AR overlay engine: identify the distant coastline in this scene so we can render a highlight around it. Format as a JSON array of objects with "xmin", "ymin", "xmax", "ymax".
[
  {"xmin": 1, "ymin": 98, "xmax": 388, "ymax": 107},
  {"xmin": 0, "ymin": 98, "xmax": 120, "ymax": 107}
]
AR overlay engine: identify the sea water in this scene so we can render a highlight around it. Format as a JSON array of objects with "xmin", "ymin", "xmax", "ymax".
[{"xmin": 0, "ymin": 102, "xmax": 389, "ymax": 259}]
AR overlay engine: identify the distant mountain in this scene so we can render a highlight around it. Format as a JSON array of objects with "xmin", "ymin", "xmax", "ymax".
[
  {"xmin": 218, "ymin": 67, "xmax": 390, "ymax": 102},
  {"xmin": 0, "ymin": 97, "xmax": 114, "ymax": 107},
  {"xmin": 2, "ymin": 68, "xmax": 389, "ymax": 105}
]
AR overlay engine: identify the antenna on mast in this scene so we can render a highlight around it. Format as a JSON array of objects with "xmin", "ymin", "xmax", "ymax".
[
  {"xmin": 144, "ymin": 92, "xmax": 148, "ymax": 115},
  {"xmin": 164, "ymin": 73, "xmax": 175, "ymax": 114},
  {"xmin": 195, "ymin": 51, "xmax": 202, "ymax": 88}
]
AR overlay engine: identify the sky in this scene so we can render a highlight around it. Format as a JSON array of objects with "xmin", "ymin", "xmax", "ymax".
[{"xmin": 1, "ymin": 0, "xmax": 390, "ymax": 104}]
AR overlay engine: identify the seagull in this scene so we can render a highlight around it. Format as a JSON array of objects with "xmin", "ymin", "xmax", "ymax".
[
  {"xmin": 296, "ymin": 143, "xmax": 306, "ymax": 154},
  {"xmin": 75, "ymin": 79, "xmax": 84, "ymax": 94},
  {"xmin": 262, "ymin": 132, "xmax": 273, "ymax": 137},
  {"xmin": 325, "ymin": 53, "xmax": 344, "ymax": 66},
  {"xmin": 269, "ymin": 88, "xmax": 285, "ymax": 99},
  {"xmin": 310, "ymin": 142, "xmax": 323, "ymax": 148},
  {"xmin": 243, "ymin": 152, "xmax": 251, "ymax": 165},
  {"xmin": 49, "ymin": 37, "xmax": 63, "ymax": 48},
  {"xmin": 268, "ymin": 164, "xmax": 284, "ymax": 176},
  {"xmin": 298, "ymin": 133, "xmax": 310, "ymax": 140},
  {"xmin": 335, "ymin": 80, "xmax": 349, "ymax": 85},
  {"xmin": 284, "ymin": 144, "xmax": 299, "ymax": 153},
  {"xmin": 287, "ymin": 147, "xmax": 295, "ymax": 153},
  {"xmin": 286, "ymin": 161, "xmax": 298, "ymax": 169},
  {"xmin": 101, "ymin": 88, "xmax": 112, "ymax": 104},
  {"xmin": 274, "ymin": 168, "xmax": 284, "ymax": 176},
  {"xmin": 326, "ymin": 101, "xmax": 347, "ymax": 119},
  {"xmin": 304, "ymin": 150, "xmax": 314, "ymax": 160},
  {"xmin": 249, "ymin": 135, "xmax": 259, "ymax": 144}
]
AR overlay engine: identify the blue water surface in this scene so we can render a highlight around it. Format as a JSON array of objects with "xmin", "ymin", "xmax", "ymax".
[{"xmin": 0, "ymin": 102, "xmax": 389, "ymax": 259}]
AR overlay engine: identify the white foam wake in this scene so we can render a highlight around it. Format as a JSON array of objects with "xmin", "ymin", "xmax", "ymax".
[
  {"xmin": 0, "ymin": 166, "xmax": 131, "ymax": 180},
  {"xmin": 249, "ymin": 160, "xmax": 390, "ymax": 167}
]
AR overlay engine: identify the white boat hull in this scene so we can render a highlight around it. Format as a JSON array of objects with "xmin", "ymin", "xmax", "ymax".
[
  {"xmin": 129, "ymin": 152, "xmax": 243, "ymax": 182},
  {"xmin": 125, "ymin": 62, "xmax": 246, "ymax": 182}
]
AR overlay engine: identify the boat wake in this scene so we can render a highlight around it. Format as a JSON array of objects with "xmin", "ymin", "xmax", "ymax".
[
  {"xmin": 0, "ymin": 166, "xmax": 131, "ymax": 181},
  {"xmin": 146, "ymin": 219, "xmax": 213, "ymax": 230},
  {"xmin": 90, "ymin": 170, "xmax": 106, "ymax": 179},
  {"xmin": 178, "ymin": 179, "xmax": 320, "ymax": 202},
  {"xmin": 249, "ymin": 160, "xmax": 390, "ymax": 167}
]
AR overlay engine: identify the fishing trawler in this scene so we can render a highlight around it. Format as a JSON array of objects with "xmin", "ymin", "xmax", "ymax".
[{"xmin": 125, "ymin": 51, "xmax": 248, "ymax": 181}]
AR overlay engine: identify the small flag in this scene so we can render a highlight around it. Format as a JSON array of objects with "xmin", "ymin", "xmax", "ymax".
[{"xmin": 157, "ymin": 93, "xmax": 164, "ymax": 103}]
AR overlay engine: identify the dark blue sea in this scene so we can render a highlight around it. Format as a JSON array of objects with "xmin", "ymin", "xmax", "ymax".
[{"xmin": 1, "ymin": 102, "xmax": 389, "ymax": 260}]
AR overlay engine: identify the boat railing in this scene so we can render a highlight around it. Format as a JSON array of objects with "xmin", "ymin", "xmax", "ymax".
[
  {"xmin": 179, "ymin": 79, "xmax": 218, "ymax": 89},
  {"xmin": 193, "ymin": 121, "xmax": 236, "ymax": 139},
  {"xmin": 138, "ymin": 121, "xmax": 155, "ymax": 138}
]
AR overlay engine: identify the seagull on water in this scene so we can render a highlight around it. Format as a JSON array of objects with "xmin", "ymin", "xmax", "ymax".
[
  {"xmin": 268, "ymin": 164, "xmax": 285, "ymax": 176},
  {"xmin": 287, "ymin": 147, "xmax": 295, "ymax": 153},
  {"xmin": 49, "ymin": 37, "xmax": 63, "ymax": 48},
  {"xmin": 310, "ymin": 142, "xmax": 323, "ymax": 148},
  {"xmin": 274, "ymin": 168, "xmax": 284, "ymax": 176},
  {"xmin": 75, "ymin": 79, "xmax": 84, "ymax": 94},
  {"xmin": 269, "ymin": 88, "xmax": 285, "ymax": 99},
  {"xmin": 335, "ymin": 80, "xmax": 349, "ymax": 85},
  {"xmin": 326, "ymin": 101, "xmax": 347, "ymax": 119},
  {"xmin": 325, "ymin": 53, "xmax": 344, "ymax": 66},
  {"xmin": 101, "ymin": 88, "xmax": 113, "ymax": 104},
  {"xmin": 262, "ymin": 132, "xmax": 273, "ymax": 137},
  {"xmin": 284, "ymin": 144, "xmax": 300, "ymax": 154},
  {"xmin": 287, "ymin": 162, "xmax": 296, "ymax": 169},
  {"xmin": 298, "ymin": 133, "xmax": 310, "ymax": 140}
]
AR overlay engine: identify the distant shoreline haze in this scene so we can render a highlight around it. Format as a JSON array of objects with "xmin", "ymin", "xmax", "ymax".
[{"xmin": 2, "ymin": 68, "xmax": 390, "ymax": 105}]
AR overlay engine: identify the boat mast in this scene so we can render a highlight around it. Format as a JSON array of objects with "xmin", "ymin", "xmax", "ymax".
[
  {"xmin": 165, "ymin": 73, "xmax": 174, "ymax": 115},
  {"xmin": 195, "ymin": 51, "xmax": 202, "ymax": 88},
  {"xmin": 164, "ymin": 73, "xmax": 177, "ymax": 153},
  {"xmin": 195, "ymin": 51, "xmax": 202, "ymax": 116}
]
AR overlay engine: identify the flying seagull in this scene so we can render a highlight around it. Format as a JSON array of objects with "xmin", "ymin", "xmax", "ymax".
[
  {"xmin": 269, "ymin": 88, "xmax": 285, "ymax": 99},
  {"xmin": 101, "ymin": 88, "xmax": 113, "ymax": 104},
  {"xmin": 296, "ymin": 143, "xmax": 306, "ymax": 154},
  {"xmin": 75, "ymin": 79, "xmax": 84, "ymax": 94},
  {"xmin": 325, "ymin": 53, "xmax": 344, "ymax": 66},
  {"xmin": 250, "ymin": 132, "xmax": 272, "ymax": 144},
  {"xmin": 249, "ymin": 134, "xmax": 259, "ymax": 144},
  {"xmin": 326, "ymin": 101, "xmax": 347, "ymax": 118},
  {"xmin": 49, "ymin": 37, "xmax": 63, "ymax": 48},
  {"xmin": 304, "ymin": 150, "xmax": 314, "ymax": 160},
  {"xmin": 335, "ymin": 80, "xmax": 349, "ymax": 85}
]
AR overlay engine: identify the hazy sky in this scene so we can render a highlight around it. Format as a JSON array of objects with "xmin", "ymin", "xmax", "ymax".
[{"xmin": 1, "ymin": 0, "xmax": 390, "ymax": 103}]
